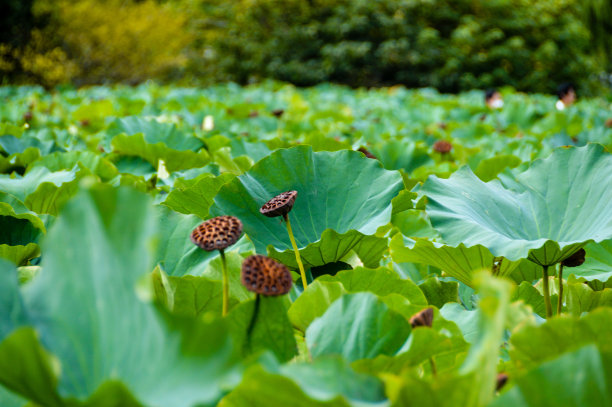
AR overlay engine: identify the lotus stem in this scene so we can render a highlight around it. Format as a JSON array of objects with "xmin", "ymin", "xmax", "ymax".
[
  {"xmin": 430, "ymin": 357, "xmax": 437, "ymax": 376},
  {"xmin": 220, "ymin": 249, "xmax": 229, "ymax": 316},
  {"xmin": 246, "ymin": 294, "xmax": 261, "ymax": 338},
  {"xmin": 284, "ymin": 214, "xmax": 308, "ymax": 289},
  {"xmin": 557, "ymin": 263, "xmax": 564, "ymax": 316},
  {"xmin": 542, "ymin": 265, "xmax": 552, "ymax": 318}
]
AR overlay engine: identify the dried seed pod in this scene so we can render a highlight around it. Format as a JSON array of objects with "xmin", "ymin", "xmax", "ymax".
[
  {"xmin": 605, "ymin": 118, "xmax": 612, "ymax": 128},
  {"xmin": 496, "ymin": 373, "xmax": 509, "ymax": 391},
  {"xmin": 438, "ymin": 122, "xmax": 448, "ymax": 130},
  {"xmin": 241, "ymin": 255, "xmax": 293, "ymax": 296},
  {"xmin": 562, "ymin": 248, "xmax": 586, "ymax": 268},
  {"xmin": 357, "ymin": 147, "xmax": 377, "ymax": 160},
  {"xmin": 248, "ymin": 110, "xmax": 259, "ymax": 118},
  {"xmin": 190, "ymin": 216, "xmax": 243, "ymax": 251},
  {"xmin": 433, "ymin": 140, "xmax": 452, "ymax": 154},
  {"xmin": 260, "ymin": 190, "xmax": 298, "ymax": 218},
  {"xmin": 409, "ymin": 308, "xmax": 434, "ymax": 328},
  {"xmin": 23, "ymin": 111, "xmax": 33, "ymax": 122},
  {"xmin": 271, "ymin": 108, "xmax": 285, "ymax": 118}
]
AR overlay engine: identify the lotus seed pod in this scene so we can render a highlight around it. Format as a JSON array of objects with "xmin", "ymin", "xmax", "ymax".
[
  {"xmin": 260, "ymin": 190, "xmax": 298, "ymax": 218},
  {"xmin": 496, "ymin": 373, "xmax": 509, "ymax": 391},
  {"xmin": 190, "ymin": 216, "xmax": 243, "ymax": 251},
  {"xmin": 409, "ymin": 308, "xmax": 434, "ymax": 328},
  {"xmin": 605, "ymin": 118, "xmax": 612, "ymax": 128},
  {"xmin": 271, "ymin": 108, "xmax": 285, "ymax": 118},
  {"xmin": 433, "ymin": 140, "xmax": 452, "ymax": 154},
  {"xmin": 241, "ymin": 255, "xmax": 293, "ymax": 296},
  {"xmin": 357, "ymin": 147, "xmax": 377, "ymax": 160},
  {"xmin": 562, "ymin": 248, "xmax": 586, "ymax": 268}
]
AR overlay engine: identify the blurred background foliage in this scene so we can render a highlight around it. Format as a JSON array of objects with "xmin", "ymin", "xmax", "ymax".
[{"xmin": 0, "ymin": 0, "xmax": 610, "ymax": 94}]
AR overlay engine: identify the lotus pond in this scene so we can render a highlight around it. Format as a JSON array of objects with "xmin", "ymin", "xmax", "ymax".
[{"xmin": 1, "ymin": 82, "xmax": 612, "ymax": 407}]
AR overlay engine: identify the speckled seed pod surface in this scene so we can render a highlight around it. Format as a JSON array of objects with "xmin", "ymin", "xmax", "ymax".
[
  {"xmin": 190, "ymin": 216, "xmax": 243, "ymax": 251},
  {"xmin": 433, "ymin": 140, "xmax": 452, "ymax": 154},
  {"xmin": 409, "ymin": 308, "xmax": 434, "ymax": 328},
  {"xmin": 241, "ymin": 255, "xmax": 293, "ymax": 296},
  {"xmin": 260, "ymin": 190, "xmax": 298, "ymax": 218},
  {"xmin": 562, "ymin": 248, "xmax": 586, "ymax": 268}
]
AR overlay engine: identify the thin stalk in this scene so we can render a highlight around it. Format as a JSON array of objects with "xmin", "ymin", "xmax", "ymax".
[
  {"xmin": 284, "ymin": 214, "xmax": 308, "ymax": 289},
  {"xmin": 246, "ymin": 294, "xmax": 261, "ymax": 338},
  {"xmin": 220, "ymin": 249, "xmax": 229, "ymax": 317},
  {"xmin": 558, "ymin": 264, "xmax": 564, "ymax": 316},
  {"xmin": 542, "ymin": 265, "xmax": 552, "ymax": 318}
]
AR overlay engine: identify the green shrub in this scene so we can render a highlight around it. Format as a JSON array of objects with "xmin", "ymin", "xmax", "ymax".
[{"xmin": 201, "ymin": 0, "xmax": 603, "ymax": 93}]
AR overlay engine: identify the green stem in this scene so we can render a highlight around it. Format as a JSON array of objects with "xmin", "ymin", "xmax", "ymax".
[
  {"xmin": 429, "ymin": 357, "xmax": 437, "ymax": 376},
  {"xmin": 542, "ymin": 265, "xmax": 552, "ymax": 318},
  {"xmin": 246, "ymin": 294, "xmax": 261, "ymax": 338},
  {"xmin": 220, "ymin": 249, "xmax": 229, "ymax": 317},
  {"xmin": 284, "ymin": 214, "xmax": 308, "ymax": 289},
  {"xmin": 558, "ymin": 264, "xmax": 564, "ymax": 316}
]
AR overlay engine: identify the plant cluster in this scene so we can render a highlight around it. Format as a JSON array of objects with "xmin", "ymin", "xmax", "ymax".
[{"xmin": 0, "ymin": 83, "xmax": 612, "ymax": 406}]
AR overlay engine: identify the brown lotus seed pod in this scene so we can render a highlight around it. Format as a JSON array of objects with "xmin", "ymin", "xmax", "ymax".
[
  {"xmin": 260, "ymin": 190, "xmax": 298, "ymax": 218},
  {"xmin": 438, "ymin": 122, "xmax": 448, "ymax": 130},
  {"xmin": 409, "ymin": 308, "xmax": 434, "ymax": 328},
  {"xmin": 357, "ymin": 147, "xmax": 377, "ymax": 160},
  {"xmin": 241, "ymin": 254, "xmax": 293, "ymax": 296},
  {"xmin": 562, "ymin": 248, "xmax": 586, "ymax": 268},
  {"xmin": 433, "ymin": 140, "xmax": 452, "ymax": 154},
  {"xmin": 248, "ymin": 110, "xmax": 259, "ymax": 118},
  {"xmin": 190, "ymin": 216, "xmax": 243, "ymax": 251},
  {"xmin": 605, "ymin": 118, "xmax": 612, "ymax": 128},
  {"xmin": 271, "ymin": 108, "xmax": 285, "ymax": 118},
  {"xmin": 23, "ymin": 111, "xmax": 33, "ymax": 122},
  {"xmin": 496, "ymin": 373, "xmax": 509, "ymax": 391}
]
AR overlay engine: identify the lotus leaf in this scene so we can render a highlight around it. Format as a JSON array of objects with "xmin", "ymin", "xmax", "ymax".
[{"xmin": 211, "ymin": 146, "xmax": 404, "ymax": 269}]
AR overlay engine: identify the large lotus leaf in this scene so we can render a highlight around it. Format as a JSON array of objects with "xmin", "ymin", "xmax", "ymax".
[
  {"xmin": 0, "ymin": 167, "xmax": 75, "ymax": 202},
  {"xmin": 419, "ymin": 144, "xmax": 612, "ymax": 266},
  {"xmin": 508, "ymin": 308, "xmax": 612, "ymax": 370},
  {"xmin": 0, "ymin": 243, "xmax": 40, "ymax": 266},
  {"xmin": 0, "ymin": 186, "xmax": 241, "ymax": 407},
  {"xmin": 219, "ymin": 357, "xmax": 387, "ymax": 407},
  {"xmin": 352, "ymin": 307, "xmax": 469, "ymax": 376},
  {"xmin": 565, "ymin": 279, "xmax": 612, "ymax": 316},
  {"xmin": 29, "ymin": 151, "xmax": 119, "ymax": 181},
  {"xmin": 390, "ymin": 235, "xmax": 520, "ymax": 286},
  {"xmin": 490, "ymin": 345, "xmax": 612, "ymax": 407},
  {"xmin": 0, "ymin": 385, "xmax": 26, "ymax": 407},
  {"xmin": 227, "ymin": 296, "xmax": 297, "ymax": 363},
  {"xmin": 152, "ymin": 205, "xmax": 254, "ymax": 277},
  {"xmin": 210, "ymin": 146, "xmax": 404, "ymax": 269},
  {"xmin": 108, "ymin": 116, "xmax": 203, "ymax": 151},
  {"xmin": 370, "ymin": 139, "xmax": 433, "ymax": 174},
  {"xmin": 417, "ymin": 277, "xmax": 459, "ymax": 308},
  {"xmin": 288, "ymin": 281, "xmax": 348, "ymax": 332},
  {"xmin": 111, "ymin": 133, "xmax": 210, "ymax": 173},
  {"xmin": 564, "ymin": 239, "xmax": 612, "ymax": 282},
  {"xmin": 161, "ymin": 172, "xmax": 235, "ymax": 219},
  {"xmin": 317, "ymin": 267, "xmax": 427, "ymax": 305},
  {"xmin": 305, "ymin": 292, "xmax": 412, "ymax": 362},
  {"xmin": 384, "ymin": 273, "xmax": 512, "ymax": 407}
]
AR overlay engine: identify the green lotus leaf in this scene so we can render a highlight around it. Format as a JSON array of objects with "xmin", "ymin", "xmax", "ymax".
[
  {"xmin": 0, "ymin": 243, "xmax": 40, "ymax": 266},
  {"xmin": 390, "ymin": 235, "xmax": 519, "ymax": 286},
  {"xmin": 288, "ymin": 281, "xmax": 348, "ymax": 332},
  {"xmin": 565, "ymin": 278, "xmax": 612, "ymax": 316},
  {"xmin": 352, "ymin": 307, "xmax": 468, "ymax": 376},
  {"xmin": 210, "ymin": 146, "xmax": 404, "ymax": 269},
  {"xmin": 417, "ymin": 277, "xmax": 459, "ymax": 308},
  {"xmin": 318, "ymin": 267, "xmax": 427, "ymax": 305},
  {"xmin": 0, "ymin": 384, "xmax": 26, "ymax": 407},
  {"xmin": 0, "ymin": 186, "xmax": 241, "ymax": 406},
  {"xmin": 29, "ymin": 151, "xmax": 119, "ymax": 181},
  {"xmin": 219, "ymin": 357, "xmax": 387, "ymax": 407},
  {"xmin": 227, "ymin": 296, "xmax": 297, "ymax": 363},
  {"xmin": 306, "ymin": 292, "xmax": 412, "ymax": 362},
  {"xmin": 420, "ymin": 144, "xmax": 612, "ymax": 266},
  {"xmin": 161, "ymin": 172, "xmax": 235, "ymax": 219},
  {"xmin": 370, "ymin": 140, "xmax": 433, "ymax": 174},
  {"xmin": 111, "ymin": 133, "xmax": 210, "ymax": 173},
  {"xmin": 0, "ymin": 148, "xmax": 41, "ymax": 174},
  {"xmin": 473, "ymin": 154, "xmax": 522, "ymax": 182},
  {"xmin": 490, "ymin": 345, "xmax": 612, "ymax": 407},
  {"xmin": 564, "ymin": 239, "xmax": 612, "ymax": 282},
  {"xmin": 152, "ymin": 206, "xmax": 254, "ymax": 277},
  {"xmin": 508, "ymin": 308, "xmax": 612, "ymax": 370},
  {"xmin": 0, "ymin": 167, "xmax": 75, "ymax": 203}
]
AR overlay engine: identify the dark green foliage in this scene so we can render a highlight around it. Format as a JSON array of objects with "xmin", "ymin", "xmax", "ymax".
[{"xmin": 205, "ymin": 0, "xmax": 603, "ymax": 93}]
